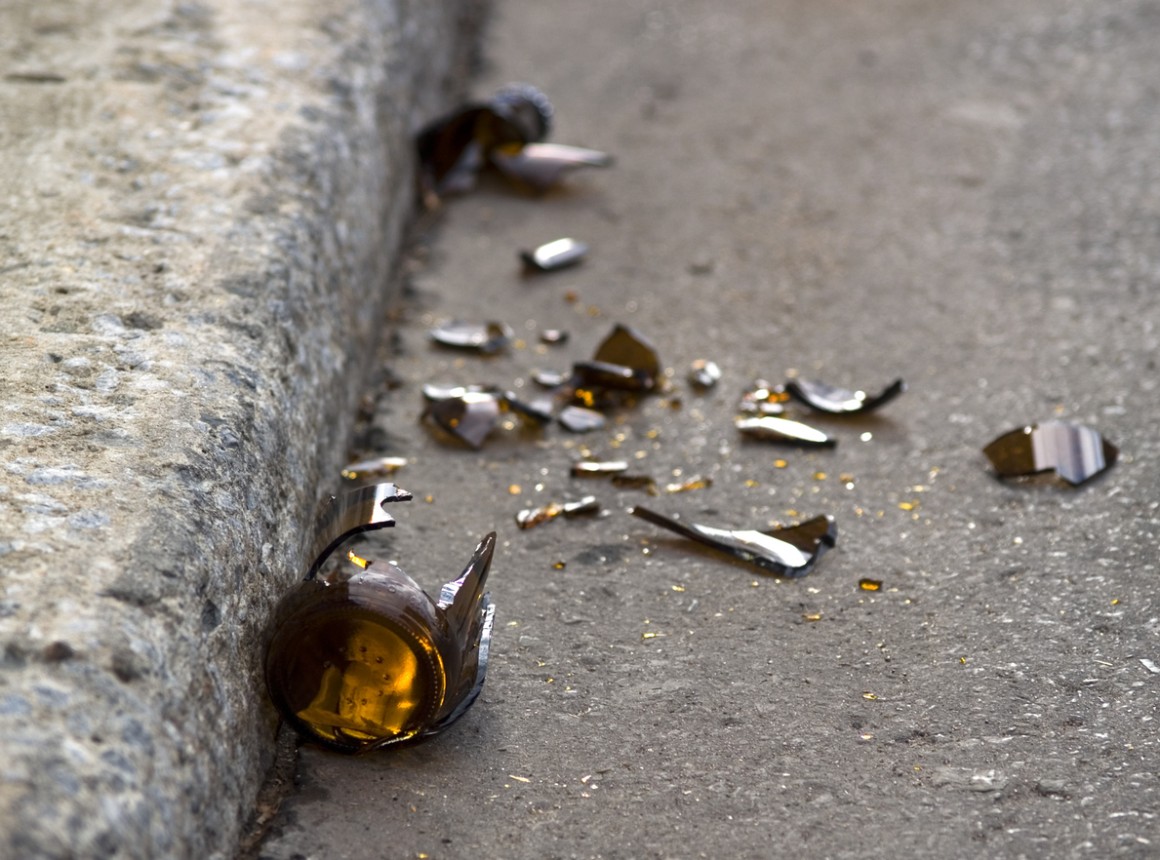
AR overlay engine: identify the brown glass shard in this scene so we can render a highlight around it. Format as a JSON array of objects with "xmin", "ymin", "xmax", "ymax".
[
  {"xmin": 688, "ymin": 359, "xmax": 722, "ymax": 391},
  {"xmin": 501, "ymin": 391, "xmax": 554, "ymax": 425},
  {"xmin": 590, "ymin": 323, "xmax": 660, "ymax": 392},
  {"xmin": 532, "ymin": 368, "xmax": 568, "ymax": 388},
  {"xmin": 416, "ymin": 83, "xmax": 553, "ymax": 198},
  {"xmin": 786, "ymin": 377, "xmax": 906, "ymax": 414},
  {"xmin": 558, "ymin": 405, "xmax": 606, "ymax": 433},
  {"xmin": 491, "ymin": 143, "xmax": 613, "ymax": 191},
  {"xmin": 736, "ymin": 416, "xmax": 835, "ymax": 448},
  {"xmin": 571, "ymin": 459, "xmax": 629, "ymax": 477},
  {"xmin": 665, "ymin": 475, "xmax": 712, "ymax": 494},
  {"xmin": 521, "ymin": 238, "xmax": 588, "ymax": 272},
  {"xmin": 611, "ymin": 474, "xmax": 659, "ymax": 495},
  {"xmin": 983, "ymin": 421, "xmax": 1118, "ymax": 486},
  {"xmin": 516, "ymin": 496, "xmax": 600, "ymax": 530},
  {"xmin": 266, "ymin": 484, "xmax": 497, "ymax": 752},
  {"xmin": 429, "ymin": 320, "xmax": 513, "ymax": 354},
  {"xmin": 423, "ymin": 391, "xmax": 502, "ymax": 449},
  {"xmin": 631, "ymin": 507, "xmax": 837, "ymax": 578}
]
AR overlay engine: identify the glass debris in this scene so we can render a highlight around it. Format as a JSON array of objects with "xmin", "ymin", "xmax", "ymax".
[
  {"xmin": 558, "ymin": 405, "xmax": 606, "ymax": 433},
  {"xmin": 665, "ymin": 475, "xmax": 712, "ymax": 494},
  {"xmin": 516, "ymin": 496, "xmax": 600, "ymax": 529},
  {"xmin": 502, "ymin": 391, "xmax": 554, "ymax": 425},
  {"xmin": 429, "ymin": 320, "xmax": 513, "ymax": 354},
  {"xmin": 611, "ymin": 474, "xmax": 659, "ymax": 495},
  {"xmin": 983, "ymin": 421, "xmax": 1118, "ymax": 486},
  {"xmin": 736, "ymin": 416, "xmax": 835, "ymax": 448},
  {"xmin": 265, "ymin": 483, "xmax": 496, "ymax": 753},
  {"xmin": 631, "ymin": 507, "xmax": 837, "ymax": 578},
  {"xmin": 592, "ymin": 323, "xmax": 660, "ymax": 392},
  {"xmin": 490, "ymin": 143, "xmax": 613, "ymax": 191},
  {"xmin": 540, "ymin": 329, "xmax": 569, "ymax": 345},
  {"xmin": 342, "ymin": 457, "xmax": 407, "ymax": 480},
  {"xmin": 521, "ymin": 238, "xmax": 588, "ymax": 272},
  {"xmin": 416, "ymin": 83, "xmax": 553, "ymax": 199},
  {"xmin": 423, "ymin": 390, "xmax": 502, "ymax": 449},
  {"xmin": 532, "ymin": 368, "xmax": 569, "ymax": 388},
  {"xmin": 688, "ymin": 360, "xmax": 722, "ymax": 391},
  {"xmin": 786, "ymin": 377, "xmax": 906, "ymax": 414},
  {"xmin": 739, "ymin": 380, "xmax": 789, "ymax": 416},
  {"xmin": 859, "ymin": 578, "xmax": 882, "ymax": 591},
  {"xmin": 571, "ymin": 459, "xmax": 629, "ymax": 477}
]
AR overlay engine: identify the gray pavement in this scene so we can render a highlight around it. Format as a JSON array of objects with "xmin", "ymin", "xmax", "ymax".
[
  {"xmin": 259, "ymin": 1, "xmax": 1160, "ymax": 859},
  {"xmin": 0, "ymin": 1, "xmax": 478, "ymax": 857}
]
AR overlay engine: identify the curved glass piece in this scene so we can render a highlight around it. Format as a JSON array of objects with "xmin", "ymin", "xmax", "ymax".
[
  {"xmin": 785, "ymin": 377, "xmax": 906, "ymax": 414},
  {"xmin": 631, "ymin": 506, "xmax": 837, "ymax": 578},
  {"xmin": 429, "ymin": 320, "xmax": 513, "ymax": 354},
  {"xmin": 735, "ymin": 416, "xmax": 834, "ymax": 447},
  {"xmin": 983, "ymin": 421, "xmax": 1118, "ymax": 486},
  {"xmin": 423, "ymin": 392, "xmax": 502, "ymax": 449},
  {"xmin": 265, "ymin": 485, "xmax": 497, "ymax": 753}
]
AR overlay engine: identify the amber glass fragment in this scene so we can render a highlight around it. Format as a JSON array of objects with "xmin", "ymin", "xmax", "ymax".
[
  {"xmin": 611, "ymin": 475, "xmax": 659, "ymax": 495},
  {"xmin": 631, "ymin": 507, "xmax": 837, "ymax": 578},
  {"xmin": 416, "ymin": 84, "xmax": 553, "ymax": 198},
  {"xmin": 589, "ymin": 323, "xmax": 660, "ymax": 391},
  {"xmin": 516, "ymin": 496, "xmax": 599, "ymax": 529},
  {"xmin": 265, "ymin": 485, "xmax": 496, "ymax": 753},
  {"xmin": 423, "ymin": 391, "xmax": 502, "ymax": 449},
  {"xmin": 785, "ymin": 377, "xmax": 906, "ymax": 414},
  {"xmin": 688, "ymin": 360, "xmax": 721, "ymax": 391},
  {"xmin": 983, "ymin": 421, "xmax": 1117, "ymax": 486},
  {"xmin": 429, "ymin": 320, "xmax": 513, "ymax": 354}
]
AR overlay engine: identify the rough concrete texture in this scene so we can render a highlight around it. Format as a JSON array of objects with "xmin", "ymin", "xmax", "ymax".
[
  {"xmin": 0, "ymin": 0, "xmax": 479, "ymax": 856},
  {"xmin": 260, "ymin": 0, "xmax": 1160, "ymax": 858}
]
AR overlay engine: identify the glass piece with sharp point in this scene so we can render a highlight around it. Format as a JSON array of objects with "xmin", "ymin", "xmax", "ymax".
[
  {"xmin": 631, "ymin": 506, "xmax": 837, "ymax": 578},
  {"xmin": 265, "ymin": 484, "xmax": 497, "ymax": 753},
  {"xmin": 735, "ymin": 416, "xmax": 835, "ymax": 448},
  {"xmin": 983, "ymin": 421, "xmax": 1118, "ymax": 486},
  {"xmin": 429, "ymin": 320, "xmax": 513, "ymax": 354},
  {"xmin": 516, "ymin": 496, "xmax": 600, "ymax": 530}
]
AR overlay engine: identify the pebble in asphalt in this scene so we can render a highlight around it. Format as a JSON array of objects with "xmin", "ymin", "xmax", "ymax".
[{"xmin": 255, "ymin": 1, "xmax": 1160, "ymax": 857}]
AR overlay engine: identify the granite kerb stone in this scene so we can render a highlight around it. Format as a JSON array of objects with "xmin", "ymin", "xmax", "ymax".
[{"xmin": 0, "ymin": 0, "xmax": 479, "ymax": 856}]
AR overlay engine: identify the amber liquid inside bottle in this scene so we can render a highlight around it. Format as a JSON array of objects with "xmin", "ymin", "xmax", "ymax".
[{"xmin": 272, "ymin": 607, "xmax": 445, "ymax": 750}]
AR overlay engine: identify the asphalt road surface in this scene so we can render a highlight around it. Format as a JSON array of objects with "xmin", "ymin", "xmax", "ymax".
[{"xmin": 257, "ymin": 1, "xmax": 1160, "ymax": 857}]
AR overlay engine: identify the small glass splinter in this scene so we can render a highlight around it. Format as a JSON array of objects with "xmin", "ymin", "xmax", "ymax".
[
  {"xmin": 571, "ymin": 460, "xmax": 629, "ymax": 477},
  {"xmin": 688, "ymin": 360, "xmax": 722, "ymax": 391},
  {"xmin": 516, "ymin": 496, "xmax": 600, "ymax": 530},
  {"xmin": 265, "ymin": 484, "xmax": 497, "ymax": 753},
  {"xmin": 429, "ymin": 320, "xmax": 513, "ymax": 354},
  {"xmin": 983, "ymin": 421, "xmax": 1118, "ymax": 486},
  {"xmin": 491, "ymin": 143, "xmax": 613, "ymax": 191},
  {"xmin": 735, "ymin": 416, "xmax": 835, "ymax": 448},
  {"xmin": 521, "ymin": 238, "xmax": 588, "ymax": 272},
  {"xmin": 631, "ymin": 506, "xmax": 836, "ymax": 577},
  {"xmin": 786, "ymin": 378, "xmax": 906, "ymax": 414}
]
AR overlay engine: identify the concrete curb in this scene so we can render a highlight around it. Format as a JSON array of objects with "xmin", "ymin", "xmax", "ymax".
[{"xmin": 0, "ymin": 1, "xmax": 479, "ymax": 855}]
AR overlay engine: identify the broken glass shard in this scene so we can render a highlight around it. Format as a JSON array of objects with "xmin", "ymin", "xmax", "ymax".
[
  {"xmin": 571, "ymin": 460, "xmax": 629, "ymax": 477},
  {"xmin": 501, "ymin": 391, "xmax": 554, "ymax": 425},
  {"xmin": 589, "ymin": 323, "xmax": 660, "ymax": 392},
  {"xmin": 611, "ymin": 474, "xmax": 659, "ymax": 495},
  {"xmin": 736, "ymin": 416, "xmax": 835, "ymax": 448},
  {"xmin": 422, "ymin": 382, "xmax": 497, "ymax": 402},
  {"xmin": 532, "ymin": 369, "xmax": 568, "ymax": 388},
  {"xmin": 631, "ymin": 507, "xmax": 837, "ymax": 578},
  {"xmin": 423, "ymin": 391, "xmax": 502, "ymax": 449},
  {"xmin": 571, "ymin": 360, "xmax": 640, "ymax": 391},
  {"xmin": 521, "ymin": 238, "xmax": 588, "ymax": 272},
  {"xmin": 786, "ymin": 377, "xmax": 906, "ymax": 414},
  {"xmin": 491, "ymin": 143, "xmax": 613, "ymax": 191},
  {"xmin": 429, "ymin": 320, "xmax": 513, "ymax": 354},
  {"xmin": 665, "ymin": 475, "xmax": 712, "ymax": 494},
  {"xmin": 983, "ymin": 421, "xmax": 1118, "ymax": 486},
  {"xmin": 688, "ymin": 359, "xmax": 722, "ymax": 391},
  {"xmin": 540, "ymin": 329, "xmax": 569, "ymax": 345},
  {"xmin": 739, "ymin": 380, "xmax": 789, "ymax": 416},
  {"xmin": 341, "ymin": 457, "xmax": 407, "ymax": 480},
  {"xmin": 558, "ymin": 405, "xmax": 606, "ymax": 433},
  {"xmin": 516, "ymin": 496, "xmax": 600, "ymax": 530},
  {"xmin": 416, "ymin": 83, "xmax": 553, "ymax": 198}
]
